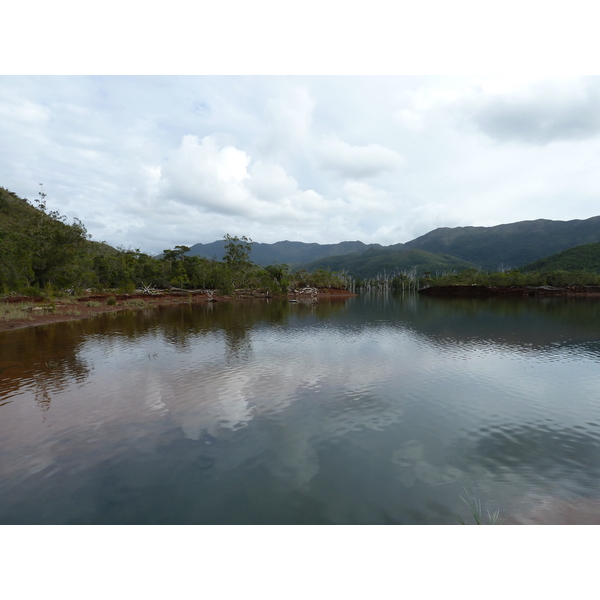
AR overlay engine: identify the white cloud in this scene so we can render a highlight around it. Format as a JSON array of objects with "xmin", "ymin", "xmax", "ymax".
[
  {"xmin": 316, "ymin": 136, "xmax": 406, "ymax": 178},
  {"xmin": 3, "ymin": 76, "xmax": 600, "ymax": 254},
  {"xmin": 392, "ymin": 109, "xmax": 426, "ymax": 132},
  {"xmin": 158, "ymin": 133, "xmax": 334, "ymax": 234},
  {"xmin": 341, "ymin": 181, "xmax": 396, "ymax": 216},
  {"xmin": 160, "ymin": 134, "xmax": 252, "ymax": 215},
  {"xmin": 246, "ymin": 161, "xmax": 300, "ymax": 202},
  {"xmin": 452, "ymin": 77, "xmax": 600, "ymax": 144},
  {"xmin": 260, "ymin": 86, "xmax": 316, "ymax": 160}
]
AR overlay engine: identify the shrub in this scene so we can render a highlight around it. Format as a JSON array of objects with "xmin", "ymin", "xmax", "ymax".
[
  {"xmin": 19, "ymin": 285, "xmax": 43, "ymax": 298},
  {"xmin": 118, "ymin": 281, "xmax": 136, "ymax": 295}
]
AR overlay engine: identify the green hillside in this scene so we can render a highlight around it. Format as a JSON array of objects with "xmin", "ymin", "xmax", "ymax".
[
  {"xmin": 301, "ymin": 246, "xmax": 475, "ymax": 279},
  {"xmin": 187, "ymin": 239, "xmax": 381, "ymax": 267},
  {"xmin": 185, "ymin": 216, "xmax": 600, "ymax": 278},
  {"xmin": 404, "ymin": 217, "xmax": 600, "ymax": 270},
  {"xmin": 0, "ymin": 186, "xmax": 100, "ymax": 291},
  {"xmin": 521, "ymin": 243, "xmax": 600, "ymax": 273},
  {"xmin": 0, "ymin": 187, "xmax": 348, "ymax": 295}
]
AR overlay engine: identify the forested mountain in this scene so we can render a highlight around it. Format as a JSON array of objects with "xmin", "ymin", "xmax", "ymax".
[
  {"xmin": 521, "ymin": 243, "xmax": 600, "ymax": 273},
  {"xmin": 186, "ymin": 239, "xmax": 380, "ymax": 267},
  {"xmin": 402, "ymin": 217, "xmax": 600, "ymax": 271},
  {"xmin": 186, "ymin": 216, "xmax": 600, "ymax": 277},
  {"xmin": 301, "ymin": 247, "xmax": 475, "ymax": 279},
  {"xmin": 5, "ymin": 181, "xmax": 600, "ymax": 291}
]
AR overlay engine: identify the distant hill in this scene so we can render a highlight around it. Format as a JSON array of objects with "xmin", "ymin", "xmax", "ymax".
[
  {"xmin": 301, "ymin": 247, "xmax": 475, "ymax": 279},
  {"xmin": 521, "ymin": 243, "xmax": 600, "ymax": 272},
  {"xmin": 186, "ymin": 239, "xmax": 381, "ymax": 267},
  {"xmin": 403, "ymin": 216, "xmax": 600, "ymax": 271},
  {"xmin": 177, "ymin": 215, "xmax": 600, "ymax": 279}
]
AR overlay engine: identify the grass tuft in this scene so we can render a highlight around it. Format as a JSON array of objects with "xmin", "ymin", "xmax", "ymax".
[
  {"xmin": 457, "ymin": 488, "xmax": 500, "ymax": 525},
  {"xmin": 0, "ymin": 302, "xmax": 35, "ymax": 321},
  {"xmin": 124, "ymin": 299, "xmax": 148, "ymax": 307}
]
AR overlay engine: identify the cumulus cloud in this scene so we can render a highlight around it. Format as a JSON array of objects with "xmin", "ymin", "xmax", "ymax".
[
  {"xmin": 245, "ymin": 160, "xmax": 299, "ymax": 202},
  {"xmin": 159, "ymin": 133, "xmax": 335, "ymax": 230},
  {"xmin": 160, "ymin": 134, "xmax": 252, "ymax": 215},
  {"xmin": 455, "ymin": 77, "xmax": 600, "ymax": 144},
  {"xmin": 316, "ymin": 136, "xmax": 406, "ymax": 178}
]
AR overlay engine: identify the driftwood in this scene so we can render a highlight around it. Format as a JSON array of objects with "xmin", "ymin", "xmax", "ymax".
[
  {"xmin": 292, "ymin": 287, "xmax": 318, "ymax": 304},
  {"xmin": 138, "ymin": 283, "xmax": 158, "ymax": 295},
  {"xmin": 169, "ymin": 287, "xmax": 211, "ymax": 295}
]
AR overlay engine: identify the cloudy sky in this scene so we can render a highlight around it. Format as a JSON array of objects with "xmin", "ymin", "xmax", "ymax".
[
  {"xmin": 3, "ymin": 75, "xmax": 600, "ymax": 255},
  {"xmin": 3, "ymin": 3, "xmax": 600, "ymax": 256}
]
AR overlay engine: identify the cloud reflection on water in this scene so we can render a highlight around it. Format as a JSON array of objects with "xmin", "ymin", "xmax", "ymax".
[{"xmin": 2, "ymin": 295, "xmax": 600, "ymax": 522}]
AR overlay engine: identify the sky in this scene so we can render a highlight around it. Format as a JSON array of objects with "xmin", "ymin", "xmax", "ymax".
[
  {"xmin": 3, "ymin": 4, "xmax": 600, "ymax": 261},
  {"xmin": 4, "ymin": 74, "xmax": 600, "ymax": 256}
]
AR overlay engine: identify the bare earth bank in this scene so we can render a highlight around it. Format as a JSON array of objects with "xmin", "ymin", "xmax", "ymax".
[{"xmin": 0, "ymin": 289, "xmax": 357, "ymax": 332}]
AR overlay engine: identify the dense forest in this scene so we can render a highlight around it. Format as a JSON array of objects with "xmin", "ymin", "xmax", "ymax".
[
  {"xmin": 0, "ymin": 187, "xmax": 348, "ymax": 296},
  {"xmin": 421, "ymin": 268, "xmax": 600, "ymax": 289},
  {"xmin": 520, "ymin": 243, "xmax": 600, "ymax": 273},
  {"xmin": 418, "ymin": 243, "xmax": 600, "ymax": 289}
]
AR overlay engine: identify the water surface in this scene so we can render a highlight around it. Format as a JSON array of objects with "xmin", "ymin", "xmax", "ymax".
[{"xmin": 2, "ymin": 293, "xmax": 600, "ymax": 524}]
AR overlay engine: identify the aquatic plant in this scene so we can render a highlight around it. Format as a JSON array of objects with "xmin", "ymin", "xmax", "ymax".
[{"xmin": 457, "ymin": 488, "xmax": 500, "ymax": 525}]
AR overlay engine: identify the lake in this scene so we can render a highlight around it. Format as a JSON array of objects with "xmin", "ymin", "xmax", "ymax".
[{"xmin": 1, "ymin": 292, "xmax": 600, "ymax": 524}]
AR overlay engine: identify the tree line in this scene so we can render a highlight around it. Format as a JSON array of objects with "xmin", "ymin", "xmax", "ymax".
[
  {"xmin": 0, "ymin": 187, "xmax": 349, "ymax": 296},
  {"xmin": 420, "ymin": 268, "xmax": 600, "ymax": 289}
]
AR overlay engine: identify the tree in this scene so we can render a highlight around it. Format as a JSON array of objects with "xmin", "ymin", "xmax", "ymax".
[
  {"xmin": 28, "ymin": 188, "xmax": 92, "ymax": 288},
  {"xmin": 162, "ymin": 245, "xmax": 190, "ymax": 262},
  {"xmin": 223, "ymin": 235, "xmax": 252, "ymax": 268},
  {"xmin": 222, "ymin": 235, "xmax": 254, "ymax": 289}
]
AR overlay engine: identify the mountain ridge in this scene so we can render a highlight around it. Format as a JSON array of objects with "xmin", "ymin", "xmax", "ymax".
[
  {"xmin": 186, "ymin": 239, "xmax": 383, "ymax": 267},
  {"xmin": 184, "ymin": 215, "xmax": 600, "ymax": 275}
]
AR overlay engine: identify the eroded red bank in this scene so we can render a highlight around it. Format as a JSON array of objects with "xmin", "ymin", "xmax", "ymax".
[{"xmin": 0, "ymin": 289, "xmax": 358, "ymax": 332}]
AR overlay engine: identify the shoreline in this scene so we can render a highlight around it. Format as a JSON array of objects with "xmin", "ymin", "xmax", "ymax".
[
  {"xmin": 418, "ymin": 284, "xmax": 600, "ymax": 298},
  {"xmin": 0, "ymin": 289, "xmax": 357, "ymax": 333}
]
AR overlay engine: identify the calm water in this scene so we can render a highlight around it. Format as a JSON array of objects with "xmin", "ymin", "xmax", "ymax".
[{"xmin": 1, "ymin": 293, "xmax": 600, "ymax": 524}]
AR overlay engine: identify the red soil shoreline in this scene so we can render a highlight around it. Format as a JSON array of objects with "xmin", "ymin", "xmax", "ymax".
[{"xmin": 0, "ymin": 289, "xmax": 357, "ymax": 332}]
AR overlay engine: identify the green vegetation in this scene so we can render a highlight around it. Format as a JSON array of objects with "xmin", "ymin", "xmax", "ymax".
[
  {"xmin": 0, "ymin": 302, "xmax": 36, "ymax": 322},
  {"xmin": 0, "ymin": 186, "xmax": 96, "ymax": 292},
  {"xmin": 521, "ymin": 243, "xmax": 600, "ymax": 273},
  {"xmin": 284, "ymin": 216, "xmax": 600, "ymax": 277},
  {"xmin": 124, "ymin": 299, "xmax": 148, "ymax": 307},
  {"xmin": 403, "ymin": 216, "xmax": 600, "ymax": 271},
  {"xmin": 9, "ymin": 182, "xmax": 599, "ymax": 296},
  {"xmin": 0, "ymin": 187, "xmax": 348, "ymax": 297},
  {"xmin": 186, "ymin": 239, "xmax": 376, "ymax": 269},
  {"xmin": 302, "ymin": 247, "xmax": 475, "ymax": 280},
  {"xmin": 457, "ymin": 488, "xmax": 500, "ymax": 525},
  {"xmin": 426, "ymin": 267, "xmax": 600, "ymax": 288}
]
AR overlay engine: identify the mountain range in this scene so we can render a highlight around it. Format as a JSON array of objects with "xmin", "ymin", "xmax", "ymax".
[{"xmin": 185, "ymin": 215, "xmax": 600, "ymax": 277}]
